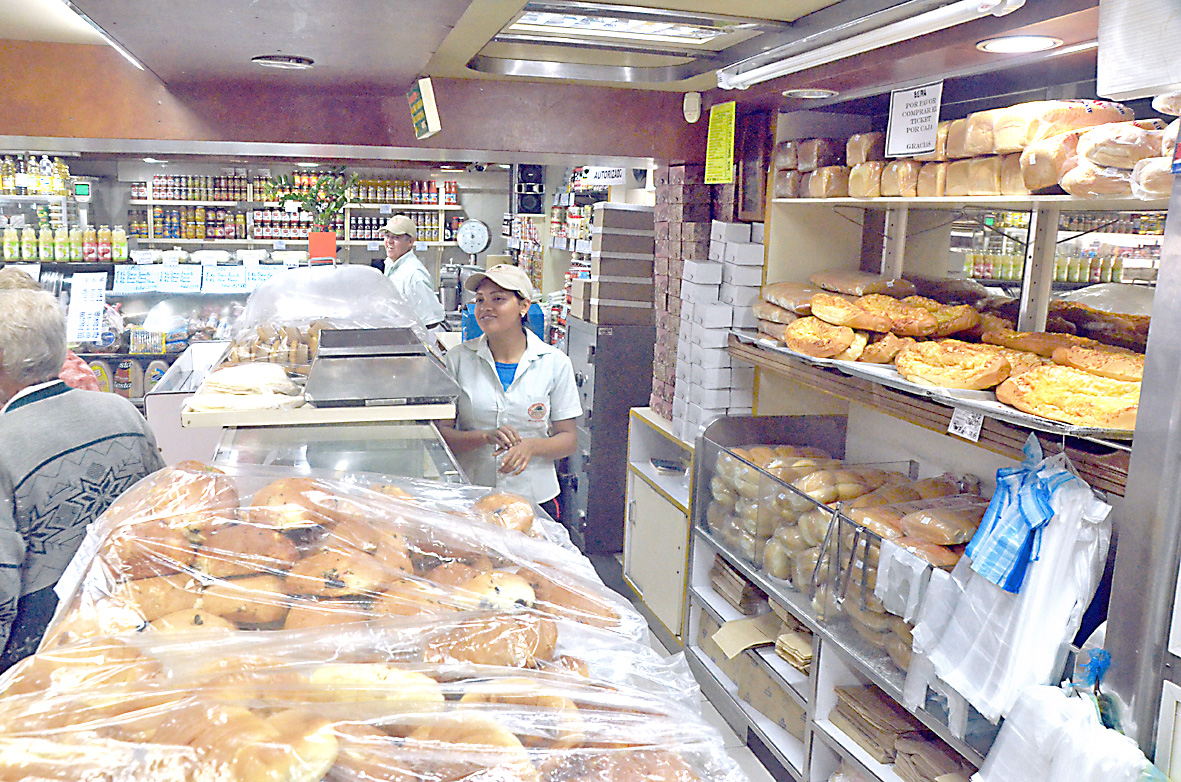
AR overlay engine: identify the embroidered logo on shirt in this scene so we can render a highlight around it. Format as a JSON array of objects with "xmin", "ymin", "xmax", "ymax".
[{"xmin": 528, "ymin": 402, "xmax": 547, "ymax": 420}]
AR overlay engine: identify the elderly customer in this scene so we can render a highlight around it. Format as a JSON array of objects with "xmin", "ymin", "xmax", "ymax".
[
  {"xmin": 0, "ymin": 289, "xmax": 164, "ymax": 670},
  {"xmin": 0, "ymin": 267, "xmax": 99, "ymax": 391}
]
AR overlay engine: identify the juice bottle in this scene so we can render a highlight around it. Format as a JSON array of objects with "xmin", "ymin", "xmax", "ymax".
[
  {"xmin": 83, "ymin": 226, "xmax": 97, "ymax": 261},
  {"xmin": 97, "ymin": 225, "xmax": 112, "ymax": 261},
  {"xmin": 53, "ymin": 226, "xmax": 68, "ymax": 261},
  {"xmin": 20, "ymin": 225, "xmax": 36, "ymax": 259},
  {"xmin": 112, "ymin": 226, "xmax": 127, "ymax": 262},
  {"xmin": 69, "ymin": 226, "xmax": 83, "ymax": 261},
  {"xmin": 53, "ymin": 158, "xmax": 69, "ymax": 195},
  {"xmin": 38, "ymin": 225, "xmax": 53, "ymax": 261},
  {"xmin": 2, "ymin": 226, "xmax": 17, "ymax": 260},
  {"xmin": 0, "ymin": 157, "xmax": 13, "ymax": 195}
]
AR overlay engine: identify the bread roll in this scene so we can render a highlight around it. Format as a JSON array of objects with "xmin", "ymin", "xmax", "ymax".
[
  {"xmin": 996, "ymin": 364, "xmax": 1139, "ymax": 429},
  {"xmin": 898, "ymin": 502, "xmax": 988, "ymax": 545},
  {"xmin": 1132, "ymin": 156, "xmax": 1174, "ymax": 200},
  {"xmin": 847, "ymin": 132, "xmax": 886, "ymax": 166},
  {"xmin": 894, "ymin": 340, "xmax": 1010, "ymax": 390},
  {"xmin": 761, "ymin": 281, "xmax": 821, "ymax": 314},
  {"xmin": 1052, "ymin": 344, "xmax": 1144, "ymax": 382},
  {"xmin": 773, "ymin": 140, "xmax": 798, "ymax": 170},
  {"xmin": 103, "ymin": 518, "xmax": 196, "ymax": 580},
  {"xmin": 473, "ymin": 492, "xmax": 535, "ymax": 534},
  {"xmin": 857, "ymin": 332, "xmax": 913, "ymax": 364},
  {"xmin": 856, "ymin": 294, "xmax": 938, "ymax": 337},
  {"xmin": 893, "ymin": 537, "xmax": 960, "ymax": 569},
  {"xmin": 286, "ymin": 550, "xmax": 391, "ymax": 597},
  {"xmin": 797, "ymin": 138, "xmax": 844, "ymax": 172},
  {"xmin": 846, "ymin": 507, "xmax": 905, "ymax": 540},
  {"xmin": 248, "ymin": 477, "xmax": 336, "ymax": 529},
  {"xmin": 809, "ymin": 270, "xmax": 916, "ymax": 297},
  {"xmin": 913, "ymin": 121, "xmax": 951, "ymax": 162},
  {"xmin": 151, "ymin": 608, "xmax": 236, "ymax": 632},
  {"xmin": 1078, "ymin": 122, "xmax": 1162, "ymax": 169},
  {"xmin": 0, "ymin": 638, "xmax": 162, "ymax": 697},
  {"xmin": 917, "ymin": 162, "xmax": 947, "ymax": 197},
  {"xmin": 901, "ymin": 299, "xmax": 980, "ymax": 338},
  {"xmin": 780, "ymin": 316, "xmax": 857, "ymax": 358},
  {"xmin": 968, "ymin": 156, "xmax": 1003, "ymax": 196},
  {"xmin": 753, "ymin": 299, "xmax": 799, "ymax": 324},
  {"xmin": 992, "ymin": 100, "xmax": 1134, "ymax": 153},
  {"xmin": 849, "ymin": 162, "xmax": 884, "ymax": 198},
  {"xmin": 810, "ymin": 293, "xmax": 893, "ymax": 332},
  {"xmin": 110, "ymin": 572, "xmax": 201, "ymax": 621},
  {"xmin": 103, "ymin": 463, "xmax": 239, "ymax": 543},
  {"xmin": 773, "ymin": 169, "xmax": 803, "ymax": 199},
  {"xmin": 424, "ymin": 613, "xmax": 558, "ymax": 667},
  {"xmin": 881, "ymin": 160, "xmax": 923, "ymax": 197},
  {"xmin": 200, "ymin": 574, "xmax": 291, "ymax": 625},
  {"xmin": 945, "ymin": 118, "xmax": 970, "ymax": 159},
  {"xmin": 1020, "ymin": 129, "xmax": 1083, "ymax": 193},
  {"xmin": 983, "ymin": 328, "xmax": 1101, "ymax": 357},
  {"xmin": 371, "ymin": 577, "xmax": 457, "ymax": 617},
  {"xmin": 945, "ymin": 159, "xmax": 972, "ymax": 196},
  {"xmin": 194, "ymin": 524, "xmax": 300, "ymax": 578},
  {"xmin": 808, "ymin": 165, "xmax": 851, "ymax": 198},
  {"xmin": 833, "ymin": 330, "xmax": 869, "ymax": 361},
  {"xmin": 1000, "ymin": 153, "xmax": 1030, "ymax": 195},
  {"xmin": 457, "ymin": 571, "xmax": 537, "ymax": 611},
  {"xmin": 283, "ymin": 597, "xmax": 370, "ymax": 629}
]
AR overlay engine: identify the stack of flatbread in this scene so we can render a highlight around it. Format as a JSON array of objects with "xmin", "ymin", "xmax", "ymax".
[{"xmin": 184, "ymin": 363, "xmax": 305, "ymax": 412}]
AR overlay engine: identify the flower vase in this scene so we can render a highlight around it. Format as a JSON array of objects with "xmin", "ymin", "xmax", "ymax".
[{"xmin": 308, "ymin": 229, "xmax": 337, "ymax": 265}]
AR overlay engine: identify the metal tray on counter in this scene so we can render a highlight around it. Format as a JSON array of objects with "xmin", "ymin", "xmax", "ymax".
[{"xmin": 304, "ymin": 354, "xmax": 460, "ymax": 408}]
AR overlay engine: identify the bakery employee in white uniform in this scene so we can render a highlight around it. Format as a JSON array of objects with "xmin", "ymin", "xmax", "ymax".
[
  {"xmin": 438, "ymin": 264, "xmax": 581, "ymax": 519},
  {"xmin": 380, "ymin": 214, "xmax": 446, "ymax": 328}
]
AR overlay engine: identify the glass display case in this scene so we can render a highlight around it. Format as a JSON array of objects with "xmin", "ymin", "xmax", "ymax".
[{"xmin": 212, "ymin": 421, "xmax": 465, "ymax": 483}]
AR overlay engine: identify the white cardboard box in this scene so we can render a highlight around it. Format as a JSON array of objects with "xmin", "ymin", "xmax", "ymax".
[
  {"xmin": 751, "ymin": 222, "xmax": 765, "ymax": 243},
  {"xmin": 711, "ymin": 220, "xmax": 752, "ymax": 243},
  {"xmin": 684, "ymin": 259, "xmax": 723, "ymax": 285},
  {"xmin": 728, "ymin": 406, "xmax": 754, "ymax": 416},
  {"xmin": 732, "ymin": 308, "xmax": 759, "ymax": 329},
  {"xmin": 723, "ymin": 241, "xmax": 765, "ymax": 267},
  {"xmin": 693, "ymin": 326, "xmax": 732, "ymax": 349},
  {"xmin": 708, "ymin": 240, "xmax": 724, "ymax": 261},
  {"xmin": 697, "ymin": 345, "xmax": 733, "ymax": 369},
  {"xmin": 694, "ymin": 302, "xmax": 734, "ymax": 329},
  {"xmin": 722, "ymin": 263, "xmax": 763, "ymax": 287},
  {"xmin": 691, "ymin": 364, "xmax": 732, "ymax": 389},
  {"xmin": 698, "ymin": 387, "xmax": 731, "ymax": 408},
  {"xmin": 730, "ymin": 386, "xmax": 755, "ymax": 408},
  {"xmin": 721, "ymin": 282, "xmax": 761, "ymax": 307},
  {"xmin": 732, "ymin": 366, "xmax": 756, "ymax": 390},
  {"xmin": 681, "ymin": 281, "xmax": 720, "ymax": 304}
]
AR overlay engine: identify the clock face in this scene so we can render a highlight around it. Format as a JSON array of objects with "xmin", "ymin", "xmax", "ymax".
[{"xmin": 457, "ymin": 219, "xmax": 491, "ymax": 254}]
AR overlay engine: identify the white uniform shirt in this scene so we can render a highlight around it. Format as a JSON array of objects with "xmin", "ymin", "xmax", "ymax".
[
  {"xmin": 384, "ymin": 249, "xmax": 445, "ymax": 327},
  {"xmin": 443, "ymin": 330, "xmax": 582, "ymax": 503}
]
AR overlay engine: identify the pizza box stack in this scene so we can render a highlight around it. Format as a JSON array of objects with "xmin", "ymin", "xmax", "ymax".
[{"xmin": 670, "ymin": 219, "xmax": 760, "ymax": 443}]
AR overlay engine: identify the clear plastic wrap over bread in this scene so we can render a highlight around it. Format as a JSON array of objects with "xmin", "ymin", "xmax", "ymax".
[
  {"xmin": 44, "ymin": 466, "xmax": 644, "ymax": 646},
  {"xmin": 222, "ymin": 265, "xmax": 430, "ymax": 373},
  {"xmin": 0, "ymin": 664, "xmax": 747, "ymax": 782},
  {"xmin": 4, "ymin": 610, "xmax": 697, "ymax": 707}
]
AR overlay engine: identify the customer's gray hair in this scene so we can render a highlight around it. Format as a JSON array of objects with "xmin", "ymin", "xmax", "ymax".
[{"xmin": 0, "ymin": 289, "xmax": 67, "ymax": 386}]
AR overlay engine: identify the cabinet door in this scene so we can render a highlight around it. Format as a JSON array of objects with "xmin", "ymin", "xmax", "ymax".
[{"xmin": 624, "ymin": 471, "xmax": 688, "ymax": 637}]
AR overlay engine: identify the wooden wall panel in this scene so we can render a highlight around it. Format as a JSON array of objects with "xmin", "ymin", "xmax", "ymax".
[{"xmin": 0, "ymin": 41, "xmax": 705, "ymax": 161}]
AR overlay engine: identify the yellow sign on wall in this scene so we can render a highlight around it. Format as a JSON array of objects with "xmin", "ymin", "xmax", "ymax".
[{"xmin": 704, "ymin": 101, "xmax": 736, "ymax": 184}]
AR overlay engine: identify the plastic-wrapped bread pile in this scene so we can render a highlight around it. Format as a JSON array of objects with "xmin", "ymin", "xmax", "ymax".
[
  {"xmin": 0, "ymin": 463, "xmax": 750, "ymax": 782},
  {"xmin": 755, "ymin": 270, "xmax": 1144, "ymax": 430},
  {"xmin": 772, "ymin": 92, "xmax": 1181, "ymax": 201},
  {"xmin": 704, "ymin": 442, "xmax": 988, "ymax": 674}
]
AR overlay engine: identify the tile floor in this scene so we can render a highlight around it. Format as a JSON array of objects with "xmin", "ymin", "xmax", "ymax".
[{"xmin": 645, "ymin": 627, "xmax": 779, "ymax": 782}]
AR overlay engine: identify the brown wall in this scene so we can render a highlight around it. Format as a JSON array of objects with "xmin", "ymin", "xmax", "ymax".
[{"xmin": 0, "ymin": 41, "xmax": 705, "ymax": 161}]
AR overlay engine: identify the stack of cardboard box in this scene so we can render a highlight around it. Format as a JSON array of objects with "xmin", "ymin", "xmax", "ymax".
[
  {"xmin": 569, "ymin": 202, "xmax": 655, "ymax": 326},
  {"xmin": 669, "ymin": 219, "xmax": 764, "ymax": 442},
  {"xmin": 649, "ymin": 163, "xmax": 711, "ymax": 420}
]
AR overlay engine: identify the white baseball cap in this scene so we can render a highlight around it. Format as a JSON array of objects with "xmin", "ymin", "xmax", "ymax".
[
  {"xmin": 464, "ymin": 263, "xmax": 535, "ymax": 301},
  {"xmin": 378, "ymin": 214, "xmax": 417, "ymax": 240}
]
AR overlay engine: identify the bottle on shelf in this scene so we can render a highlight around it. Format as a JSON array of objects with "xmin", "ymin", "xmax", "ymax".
[
  {"xmin": 37, "ymin": 224, "xmax": 53, "ymax": 261},
  {"xmin": 14, "ymin": 156, "xmax": 26, "ymax": 196},
  {"xmin": 69, "ymin": 226, "xmax": 83, "ymax": 260},
  {"xmin": 97, "ymin": 225, "xmax": 112, "ymax": 262},
  {"xmin": 0, "ymin": 157, "xmax": 13, "ymax": 195},
  {"xmin": 54, "ymin": 225, "xmax": 68, "ymax": 261},
  {"xmin": 112, "ymin": 226, "xmax": 127, "ymax": 262},
  {"xmin": 20, "ymin": 225, "xmax": 35, "ymax": 259},
  {"xmin": 82, "ymin": 226, "xmax": 97, "ymax": 261},
  {"xmin": 2, "ymin": 226, "xmax": 17, "ymax": 260}
]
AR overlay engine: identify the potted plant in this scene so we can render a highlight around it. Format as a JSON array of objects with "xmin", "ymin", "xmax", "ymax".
[{"xmin": 263, "ymin": 166, "xmax": 357, "ymax": 263}]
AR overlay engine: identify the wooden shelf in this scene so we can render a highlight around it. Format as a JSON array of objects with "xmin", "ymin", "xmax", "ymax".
[
  {"xmin": 772, "ymin": 195, "xmax": 1169, "ymax": 212},
  {"xmin": 727, "ymin": 336, "xmax": 1130, "ymax": 496}
]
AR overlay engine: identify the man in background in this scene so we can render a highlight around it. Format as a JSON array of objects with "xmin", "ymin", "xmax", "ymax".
[{"xmin": 379, "ymin": 214, "xmax": 445, "ymax": 328}]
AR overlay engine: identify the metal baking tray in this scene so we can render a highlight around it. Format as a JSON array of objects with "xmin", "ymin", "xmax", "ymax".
[
  {"xmin": 316, "ymin": 327, "xmax": 427, "ymax": 357},
  {"xmin": 304, "ymin": 355, "xmax": 460, "ymax": 408}
]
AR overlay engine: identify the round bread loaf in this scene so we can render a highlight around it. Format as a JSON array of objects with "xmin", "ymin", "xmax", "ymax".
[
  {"xmin": 810, "ymin": 293, "xmax": 893, "ymax": 332},
  {"xmin": 287, "ymin": 549, "xmax": 392, "ymax": 597},
  {"xmin": 248, "ymin": 477, "xmax": 337, "ymax": 529},
  {"xmin": 833, "ymin": 330, "xmax": 869, "ymax": 361},
  {"xmin": 371, "ymin": 576, "xmax": 458, "ymax": 617},
  {"xmin": 200, "ymin": 573, "xmax": 291, "ymax": 625},
  {"xmin": 110, "ymin": 572, "xmax": 201, "ymax": 622},
  {"xmin": 424, "ymin": 613, "xmax": 558, "ymax": 668},
  {"xmin": 103, "ymin": 463, "xmax": 240, "ymax": 541},
  {"xmin": 459, "ymin": 677, "xmax": 584, "ymax": 748},
  {"xmin": 407, "ymin": 712, "xmax": 537, "ymax": 782},
  {"xmin": 1052, "ymin": 344, "xmax": 1143, "ymax": 382},
  {"xmin": 995, "ymin": 364, "xmax": 1139, "ymax": 429},
  {"xmin": 103, "ymin": 517, "xmax": 197, "ymax": 580},
  {"xmin": 781, "ymin": 316, "xmax": 856, "ymax": 358},
  {"xmin": 458, "ymin": 571, "xmax": 537, "ymax": 611},
  {"xmin": 895, "ymin": 340, "xmax": 1011, "ymax": 390},
  {"xmin": 194, "ymin": 524, "xmax": 300, "ymax": 578},
  {"xmin": 856, "ymin": 294, "xmax": 939, "ymax": 336},
  {"xmin": 473, "ymin": 492, "xmax": 536, "ymax": 534}
]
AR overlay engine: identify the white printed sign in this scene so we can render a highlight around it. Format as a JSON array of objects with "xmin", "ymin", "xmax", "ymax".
[
  {"xmin": 246, "ymin": 263, "xmax": 285, "ymax": 290},
  {"xmin": 202, "ymin": 264, "xmax": 247, "ymax": 293},
  {"xmin": 948, "ymin": 407, "xmax": 985, "ymax": 442},
  {"xmin": 113, "ymin": 265, "xmax": 160, "ymax": 293},
  {"xmin": 886, "ymin": 81, "xmax": 943, "ymax": 157},
  {"xmin": 156, "ymin": 265, "xmax": 201, "ymax": 293},
  {"xmin": 66, "ymin": 272, "xmax": 107, "ymax": 342},
  {"xmin": 581, "ymin": 166, "xmax": 627, "ymax": 186}
]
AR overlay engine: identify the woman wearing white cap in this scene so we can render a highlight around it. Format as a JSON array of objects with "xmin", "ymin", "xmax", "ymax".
[
  {"xmin": 438, "ymin": 264, "xmax": 581, "ymax": 518},
  {"xmin": 379, "ymin": 214, "xmax": 446, "ymax": 328}
]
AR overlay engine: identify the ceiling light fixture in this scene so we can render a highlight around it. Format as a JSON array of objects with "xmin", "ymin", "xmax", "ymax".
[
  {"xmin": 294, "ymin": 161, "xmax": 320, "ymax": 168},
  {"xmin": 783, "ymin": 88, "xmax": 839, "ymax": 100},
  {"xmin": 718, "ymin": 0, "xmax": 1026, "ymax": 90},
  {"xmin": 508, "ymin": 10, "xmax": 738, "ymax": 46},
  {"xmin": 61, "ymin": 1, "xmax": 145, "ymax": 70},
  {"xmin": 142, "ymin": 158, "xmax": 167, "ymax": 164},
  {"xmin": 976, "ymin": 35, "xmax": 1063, "ymax": 54},
  {"xmin": 252, "ymin": 54, "xmax": 315, "ymax": 70}
]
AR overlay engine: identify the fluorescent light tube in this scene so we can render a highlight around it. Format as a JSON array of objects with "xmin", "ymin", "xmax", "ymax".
[
  {"xmin": 59, "ymin": 0, "xmax": 146, "ymax": 71},
  {"xmin": 717, "ymin": 0, "xmax": 1026, "ymax": 90}
]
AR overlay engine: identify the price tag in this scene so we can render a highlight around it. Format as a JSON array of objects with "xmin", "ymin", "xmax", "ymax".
[
  {"xmin": 66, "ymin": 272, "xmax": 107, "ymax": 342},
  {"xmin": 414, "ymin": 241, "xmax": 427, "ymax": 253},
  {"xmin": 283, "ymin": 200, "xmax": 300, "ymax": 213},
  {"xmin": 113, "ymin": 265, "xmax": 160, "ymax": 293},
  {"xmin": 201, "ymin": 264, "xmax": 247, "ymax": 293},
  {"xmin": 246, "ymin": 263, "xmax": 283, "ymax": 290},
  {"xmin": 380, "ymin": 204, "xmax": 393, "ymax": 215},
  {"xmin": 273, "ymin": 240, "xmax": 287, "ymax": 250},
  {"xmin": 157, "ymin": 265, "xmax": 201, "ymax": 293},
  {"xmin": 283, "ymin": 256, "xmax": 300, "ymax": 268},
  {"xmin": 367, "ymin": 242, "xmax": 381, "ymax": 252},
  {"xmin": 948, "ymin": 407, "xmax": 984, "ymax": 442}
]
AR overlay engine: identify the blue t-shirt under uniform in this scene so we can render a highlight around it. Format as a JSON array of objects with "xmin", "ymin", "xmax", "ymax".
[{"xmin": 494, "ymin": 361, "xmax": 517, "ymax": 391}]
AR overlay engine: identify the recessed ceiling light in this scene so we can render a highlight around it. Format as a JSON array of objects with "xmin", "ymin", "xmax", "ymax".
[
  {"xmin": 294, "ymin": 161, "xmax": 319, "ymax": 168},
  {"xmin": 782, "ymin": 88, "xmax": 839, "ymax": 100},
  {"xmin": 508, "ymin": 11, "xmax": 738, "ymax": 46},
  {"xmin": 251, "ymin": 54, "xmax": 314, "ymax": 70},
  {"xmin": 142, "ymin": 157, "xmax": 167, "ymax": 164},
  {"xmin": 976, "ymin": 35, "xmax": 1063, "ymax": 54}
]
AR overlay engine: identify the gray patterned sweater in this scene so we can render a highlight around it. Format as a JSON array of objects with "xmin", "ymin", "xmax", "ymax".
[{"xmin": 0, "ymin": 381, "xmax": 164, "ymax": 669}]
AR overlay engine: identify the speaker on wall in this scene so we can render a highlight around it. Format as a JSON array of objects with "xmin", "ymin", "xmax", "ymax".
[{"xmin": 514, "ymin": 163, "xmax": 545, "ymax": 214}]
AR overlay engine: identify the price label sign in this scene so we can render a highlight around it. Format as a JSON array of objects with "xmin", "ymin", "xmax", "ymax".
[
  {"xmin": 201, "ymin": 264, "xmax": 247, "ymax": 293},
  {"xmin": 380, "ymin": 204, "xmax": 393, "ymax": 215},
  {"xmin": 246, "ymin": 263, "xmax": 284, "ymax": 290},
  {"xmin": 367, "ymin": 242, "xmax": 381, "ymax": 252},
  {"xmin": 885, "ymin": 81, "xmax": 944, "ymax": 158},
  {"xmin": 283, "ymin": 255, "xmax": 300, "ymax": 268},
  {"xmin": 113, "ymin": 265, "xmax": 160, "ymax": 293},
  {"xmin": 283, "ymin": 200, "xmax": 300, "ymax": 213},
  {"xmin": 157, "ymin": 265, "xmax": 201, "ymax": 293},
  {"xmin": 66, "ymin": 272, "xmax": 108, "ymax": 343},
  {"xmin": 948, "ymin": 407, "xmax": 985, "ymax": 442}
]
